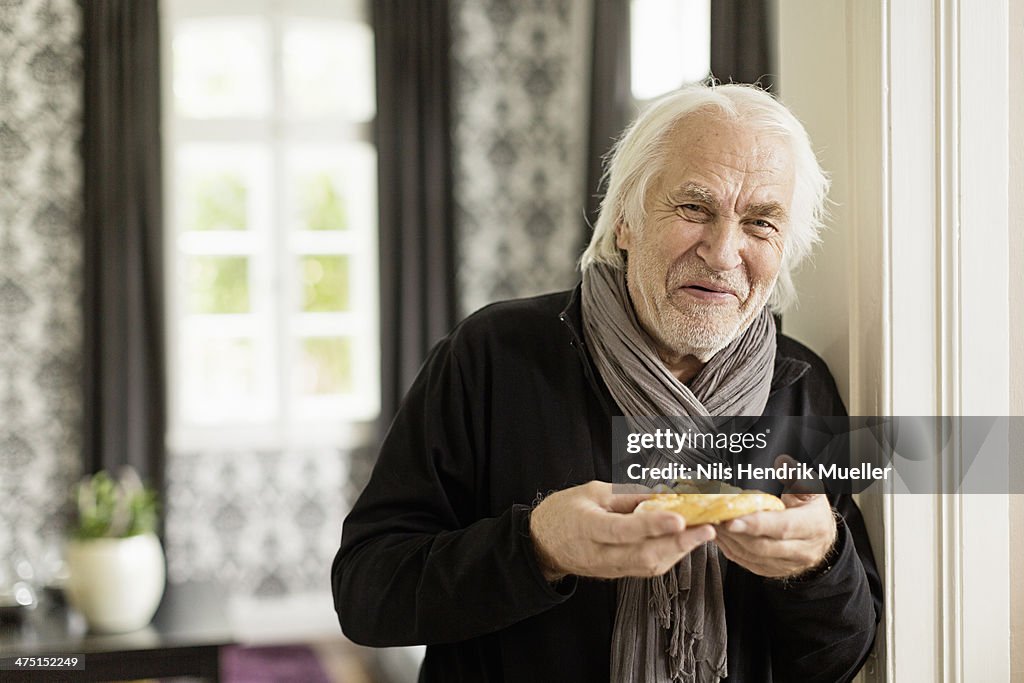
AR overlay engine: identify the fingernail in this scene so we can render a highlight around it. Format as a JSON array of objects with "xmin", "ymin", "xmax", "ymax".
[{"xmin": 729, "ymin": 520, "xmax": 747, "ymax": 533}]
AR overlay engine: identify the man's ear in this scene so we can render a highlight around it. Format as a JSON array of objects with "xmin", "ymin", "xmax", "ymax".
[{"xmin": 615, "ymin": 221, "xmax": 632, "ymax": 251}]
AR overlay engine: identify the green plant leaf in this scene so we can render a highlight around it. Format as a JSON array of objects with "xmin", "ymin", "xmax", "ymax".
[{"xmin": 72, "ymin": 468, "xmax": 160, "ymax": 539}]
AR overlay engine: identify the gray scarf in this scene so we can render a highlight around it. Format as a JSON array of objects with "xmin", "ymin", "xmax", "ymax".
[{"xmin": 581, "ymin": 262, "xmax": 776, "ymax": 683}]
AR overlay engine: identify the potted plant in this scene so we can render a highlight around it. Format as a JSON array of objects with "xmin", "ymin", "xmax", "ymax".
[{"xmin": 64, "ymin": 467, "xmax": 165, "ymax": 633}]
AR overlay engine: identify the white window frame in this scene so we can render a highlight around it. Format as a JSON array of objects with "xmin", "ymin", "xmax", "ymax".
[{"xmin": 161, "ymin": 0, "xmax": 379, "ymax": 453}]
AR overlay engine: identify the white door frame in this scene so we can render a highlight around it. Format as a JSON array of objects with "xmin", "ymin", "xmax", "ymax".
[{"xmin": 779, "ymin": 1, "xmax": 1011, "ymax": 680}]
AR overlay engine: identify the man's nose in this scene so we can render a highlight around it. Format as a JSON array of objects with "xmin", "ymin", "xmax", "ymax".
[{"xmin": 695, "ymin": 221, "xmax": 743, "ymax": 272}]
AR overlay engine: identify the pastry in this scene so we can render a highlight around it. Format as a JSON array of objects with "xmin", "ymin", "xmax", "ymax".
[{"xmin": 635, "ymin": 489, "xmax": 784, "ymax": 526}]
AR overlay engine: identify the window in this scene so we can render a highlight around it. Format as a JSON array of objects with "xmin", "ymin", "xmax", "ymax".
[
  {"xmin": 630, "ymin": 0, "xmax": 711, "ymax": 102},
  {"xmin": 162, "ymin": 0, "xmax": 378, "ymax": 451}
]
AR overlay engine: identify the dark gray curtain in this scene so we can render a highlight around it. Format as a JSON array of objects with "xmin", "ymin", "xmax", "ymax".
[
  {"xmin": 583, "ymin": 0, "xmax": 632, "ymax": 245},
  {"xmin": 374, "ymin": 0, "xmax": 456, "ymax": 433},
  {"xmin": 81, "ymin": 0, "xmax": 166, "ymax": 493},
  {"xmin": 710, "ymin": 0, "xmax": 776, "ymax": 89}
]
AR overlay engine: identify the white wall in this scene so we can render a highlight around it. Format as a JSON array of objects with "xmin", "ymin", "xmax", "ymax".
[
  {"xmin": 774, "ymin": 5, "xmax": 878, "ymax": 677},
  {"xmin": 774, "ymin": 1, "xmax": 851, "ymax": 402}
]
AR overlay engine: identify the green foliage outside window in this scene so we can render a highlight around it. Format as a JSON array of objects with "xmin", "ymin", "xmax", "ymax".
[
  {"xmin": 187, "ymin": 256, "xmax": 250, "ymax": 314},
  {"xmin": 301, "ymin": 255, "xmax": 349, "ymax": 312},
  {"xmin": 300, "ymin": 174, "xmax": 347, "ymax": 231},
  {"xmin": 191, "ymin": 172, "xmax": 247, "ymax": 231}
]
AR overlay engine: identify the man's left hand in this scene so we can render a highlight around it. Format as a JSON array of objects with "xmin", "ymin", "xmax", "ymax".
[{"xmin": 713, "ymin": 490, "xmax": 837, "ymax": 579}]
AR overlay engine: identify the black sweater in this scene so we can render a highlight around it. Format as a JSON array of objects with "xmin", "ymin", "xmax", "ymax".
[{"xmin": 333, "ymin": 287, "xmax": 882, "ymax": 682}]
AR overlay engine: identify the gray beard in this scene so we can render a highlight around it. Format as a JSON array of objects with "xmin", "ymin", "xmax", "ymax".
[{"xmin": 648, "ymin": 298, "xmax": 759, "ymax": 363}]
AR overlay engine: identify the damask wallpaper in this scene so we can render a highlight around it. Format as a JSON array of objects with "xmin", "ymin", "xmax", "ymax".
[
  {"xmin": 0, "ymin": 0, "xmax": 83, "ymax": 571},
  {"xmin": 164, "ymin": 447, "xmax": 361, "ymax": 596},
  {"xmin": 451, "ymin": 0, "xmax": 593, "ymax": 316}
]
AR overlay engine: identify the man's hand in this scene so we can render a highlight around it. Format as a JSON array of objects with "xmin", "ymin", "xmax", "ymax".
[
  {"xmin": 713, "ymin": 456, "xmax": 837, "ymax": 579},
  {"xmin": 529, "ymin": 481, "xmax": 714, "ymax": 582}
]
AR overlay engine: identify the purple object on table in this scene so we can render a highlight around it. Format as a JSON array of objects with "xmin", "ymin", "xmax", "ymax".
[{"xmin": 221, "ymin": 644, "xmax": 332, "ymax": 683}]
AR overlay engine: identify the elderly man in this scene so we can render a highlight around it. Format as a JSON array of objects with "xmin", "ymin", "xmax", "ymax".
[{"xmin": 333, "ymin": 84, "xmax": 881, "ymax": 682}]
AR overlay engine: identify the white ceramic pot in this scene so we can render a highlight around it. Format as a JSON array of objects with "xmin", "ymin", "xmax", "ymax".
[{"xmin": 64, "ymin": 533, "xmax": 166, "ymax": 634}]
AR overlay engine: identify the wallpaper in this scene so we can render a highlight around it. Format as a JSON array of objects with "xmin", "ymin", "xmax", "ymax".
[
  {"xmin": 164, "ymin": 447, "xmax": 362, "ymax": 596},
  {"xmin": 451, "ymin": 0, "xmax": 593, "ymax": 316},
  {"xmin": 0, "ymin": 0, "xmax": 83, "ymax": 572}
]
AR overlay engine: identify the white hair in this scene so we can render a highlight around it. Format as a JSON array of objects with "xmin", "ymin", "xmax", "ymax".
[{"xmin": 580, "ymin": 83, "xmax": 830, "ymax": 312}]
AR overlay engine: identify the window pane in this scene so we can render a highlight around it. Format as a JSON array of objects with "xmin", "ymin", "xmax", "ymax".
[
  {"xmin": 283, "ymin": 19, "xmax": 375, "ymax": 120},
  {"xmin": 187, "ymin": 256, "xmax": 250, "ymax": 314},
  {"xmin": 181, "ymin": 334, "xmax": 269, "ymax": 422},
  {"xmin": 287, "ymin": 144, "xmax": 376, "ymax": 235},
  {"xmin": 166, "ymin": 4, "xmax": 382, "ymax": 437},
  {"xmin": 173, "ymin": 17, "xmax": 270, "ymax": 118},
  {"xmin": 631, "ymin": 0, "xmax": 711, "ymax": 100},
  {"xmin": 298, "ymin": 337, "xmax": 353, "ymax": 395},
  {"xmin": 300, "ymin": 255, "xmax": 349, "ymax": 312},
  {"xmin": 178, "ymin": 145, "xmax": 268, "ymax": 234},
  {"xmin": 298, "ymin": 173, "xmax": 348, "ymax": 231},
  {"xmin": 189, "ymin": 172, "xmax": 247, "ymax": 231}
]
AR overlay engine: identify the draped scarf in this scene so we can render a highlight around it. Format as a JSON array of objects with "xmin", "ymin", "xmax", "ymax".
[{"xmin": 581, "ymin": 262, "xmax": 776, "ymax": 683}]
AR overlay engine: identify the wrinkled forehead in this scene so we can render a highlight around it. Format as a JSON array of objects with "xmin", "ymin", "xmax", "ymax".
[{"xmin": 656, "ymin": 110, "xmax": 797, "ymax": 191}]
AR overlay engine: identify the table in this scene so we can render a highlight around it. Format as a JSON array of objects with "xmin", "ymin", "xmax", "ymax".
[{"xmin": 0, "ymin": 582, "xmax": 237, "ymax": 682}]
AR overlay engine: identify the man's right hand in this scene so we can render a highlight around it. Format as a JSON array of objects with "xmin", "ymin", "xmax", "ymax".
[{"xmin": 528, "ymin": 481, "xmax": 715, "ymax": 582}]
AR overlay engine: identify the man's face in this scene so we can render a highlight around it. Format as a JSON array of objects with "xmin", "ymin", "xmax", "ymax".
[{"xmin": 616, "ymin": 112, "xmax": 796, "ymax": 364}]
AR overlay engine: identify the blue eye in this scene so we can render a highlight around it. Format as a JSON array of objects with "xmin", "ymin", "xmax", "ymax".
[{"xmin": 747, "ymin": 220, "xmax": 778, "ymax": 237}]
